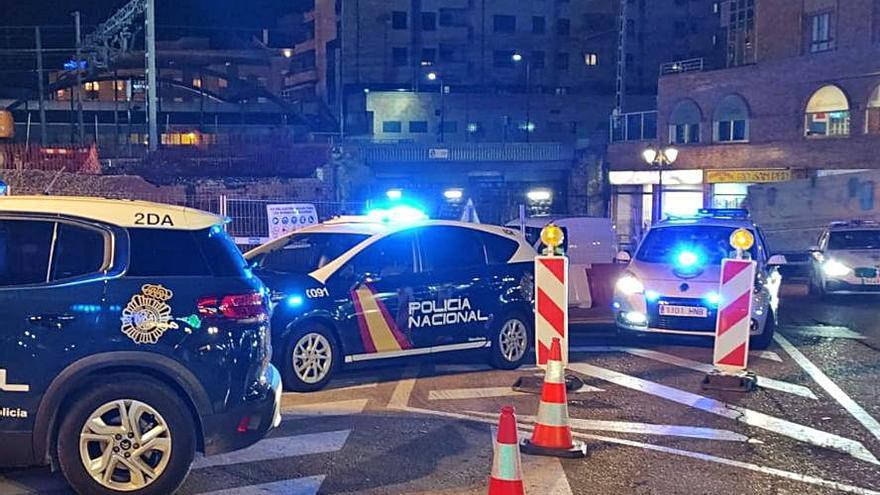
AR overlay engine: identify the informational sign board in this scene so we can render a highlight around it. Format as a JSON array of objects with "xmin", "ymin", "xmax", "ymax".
[
  {"xmin": 266, "ymin": 203, "xmax": 318, "ymax": 240},
  {"xmin": 535, "ymin": 255, "xmax": 569, "ymax": 367},
  {"xmin": 713, "ymin": 258, "xmax": 757, "ymax": 371}
]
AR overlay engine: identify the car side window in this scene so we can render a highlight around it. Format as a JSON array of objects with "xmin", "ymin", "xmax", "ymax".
[
  {"xmin": 51, "ymin": 223, "xmax": 107, "ymax": 281},
  {"xmin": 481, "ymin": 232, "xmax": 519, "ymax": 265},
  {"xmin": 418, "ymin": 226, "xmax": 487, "ymax": 272},
  {"xmin": 350, "ymin": 231, "xmax": 416, "ymax": 278},
  {"xmin": 0, "ymin": 219, "xmax": 55, "ymax": 286}
]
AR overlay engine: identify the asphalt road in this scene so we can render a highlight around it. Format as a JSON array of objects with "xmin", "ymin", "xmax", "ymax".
[{"xmin": 3, "ymin": 293, "xmax": 879, "ymax": 495}]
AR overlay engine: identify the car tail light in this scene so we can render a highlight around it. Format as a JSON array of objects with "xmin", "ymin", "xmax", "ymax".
[{"xmin": 198, "ymin": 292, "xmax": 268, "ymax": 322}]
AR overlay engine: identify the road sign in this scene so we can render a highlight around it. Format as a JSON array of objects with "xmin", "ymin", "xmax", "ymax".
[
  {"xmin": 266, "ymin": 203, "xmax": 318, "ymax": 240},
  {"xmin": 713, "ymin": 258, "xmax": 757, "ymax": 371},
  {"xmin": 535, "ymin": 256, "xmax": 569, "ymax": 367}
]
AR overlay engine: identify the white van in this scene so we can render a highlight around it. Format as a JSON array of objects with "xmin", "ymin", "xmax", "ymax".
[{"xmin": 506, "ymin": 216, "xmax": 625, "ymax": 322}]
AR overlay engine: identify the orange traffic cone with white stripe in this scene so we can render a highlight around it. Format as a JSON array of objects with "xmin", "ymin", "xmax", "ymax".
[
  {"xmin": 520, "ymin": 338, "xmax": 587, "ymax": 458},
  {"xmin": 488, "ymin": 406, "xmax": 525, "ymax": 495}
]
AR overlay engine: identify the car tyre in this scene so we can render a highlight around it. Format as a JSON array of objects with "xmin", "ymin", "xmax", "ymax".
[
  {"xmin": 751, "ymin": 311, "xmax": 776, "ymax": 350},
  {"xmin": 281, "ymin": 322, "xmax": 339, "ymax": 392},
  {"xmin": 489, "ymin": 312, "xmax": 532, "ymax": 370},
  {"xmin": 57, "ymin": 375, "xmax": 195, "ymax": 495}
]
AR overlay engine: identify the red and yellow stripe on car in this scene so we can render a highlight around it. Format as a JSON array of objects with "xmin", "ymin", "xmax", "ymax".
[{"xmin": 351, "ymin": 284, "xmax": 412, "ymax": 353}]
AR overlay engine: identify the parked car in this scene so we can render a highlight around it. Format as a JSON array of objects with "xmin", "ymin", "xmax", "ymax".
[
  {"xmin": 810, "ymin": 220, "xmax": 880, "ymax": 294},
  {"xmin": 0, "ymin": 196, "xmax": 280, "ymax": 495}
]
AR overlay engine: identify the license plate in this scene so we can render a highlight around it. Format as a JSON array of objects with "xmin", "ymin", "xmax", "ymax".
[
  {"xmin": 659, "ymin": 305, "xmax": 708, "ymax": 318},
  {"xmin": 863, "ymin": 277, "xmax": 880, "ymax": 285}
]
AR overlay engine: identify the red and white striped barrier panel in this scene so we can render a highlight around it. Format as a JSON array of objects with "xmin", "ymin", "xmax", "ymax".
[
  {"xmin": 713, "ymin": 258, "xmax": 757, "ymax": 371},
  {"xmin": 535, "ymin": 255, "xmax": 569, "ymax": 367}
]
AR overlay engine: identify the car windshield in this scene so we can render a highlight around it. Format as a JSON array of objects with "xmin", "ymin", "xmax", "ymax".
[
  {"xmin": 255, "ymin": 233, "xmax": 370, "ymax": 274},
  {"xmin": 636, "ymin": 225, "xmax": 757, "ymax": 265},
  {"xmin": 829, "ymin": 230, "xmax": 880, "ymax": 250}
]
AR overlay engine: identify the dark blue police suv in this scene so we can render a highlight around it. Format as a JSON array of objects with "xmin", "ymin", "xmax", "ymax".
[
  {"xmin": 246, "ymin": 216, "xmax": 537, "ymax": 392},
  {"xmin": 0, "ymin": 196, "xmax": 280, "ymax": 495}
]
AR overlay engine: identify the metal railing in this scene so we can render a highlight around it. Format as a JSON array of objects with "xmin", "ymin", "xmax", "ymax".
[
  {"xmin": 609, "ymin": 111, "xmax": 658, "ymax": 143},
  {"xmin": 660, "ymin": 58, "xmax": 705, "ymax": 75}
]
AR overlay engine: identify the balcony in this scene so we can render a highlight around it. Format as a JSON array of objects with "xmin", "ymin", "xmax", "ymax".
[
  {"xmin": 359, "ymin": 142, "xmax": 574, "ymax": 163},
  {"xmin": 660, "ymin": 58, "xmax": 705, "ymax": 76},
  {"xmin": 610, "ymin": 111, "xmax": 657, "ymax": 143}
]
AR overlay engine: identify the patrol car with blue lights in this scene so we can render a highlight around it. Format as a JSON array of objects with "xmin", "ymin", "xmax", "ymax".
[
  {"xmin": 613, "ymin": 209, "xmax": 786, "ymax": 349},
  {"xmin": 0, "ymin": 196, "xmax": 280, "ymax": 495},
  {"xmin": 245, "ymin": 208, "xmax": 537, "ymax": 391}
]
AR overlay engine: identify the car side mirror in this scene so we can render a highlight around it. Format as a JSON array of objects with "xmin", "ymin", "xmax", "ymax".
[
  {"xmin": 615, "ymin": 250, "xmax": 632, "ymax": 264},
  {"xmin": 808, "ymin": 245, "xmax": 821, "ymax": 253},
  {"xmin": 767, "ymin": 254, "xmax": 787, "ymax": 266}
]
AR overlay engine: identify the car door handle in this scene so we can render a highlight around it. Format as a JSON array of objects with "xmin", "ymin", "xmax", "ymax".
[{"xmin": 28, "ymin": 314, "xmax": 77, "ymax": 327}]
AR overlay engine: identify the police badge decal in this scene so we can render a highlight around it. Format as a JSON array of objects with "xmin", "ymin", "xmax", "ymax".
[{"xmin": 121, "ymin": 284, "xmax": 179, "ymax": 344}]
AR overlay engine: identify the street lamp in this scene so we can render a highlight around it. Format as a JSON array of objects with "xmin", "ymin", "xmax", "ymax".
[
  {"xmin": 427, "ymin": 71, "xmax": 446, "ymax": 143},
  {"xmin": 512, "ymin": 52, "xmax": 532, "ymax": 142},
  {"xmin": 642, "ymin": 145, "xmax": 679, "ymax": 221}
]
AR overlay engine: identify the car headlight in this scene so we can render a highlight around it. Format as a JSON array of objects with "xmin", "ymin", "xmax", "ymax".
[
  {"xmin": 822, "ymin": 259, "xmax": 852, "ymax": 278},
  {"xmin": 616, "ymin": 274, "xmax": 645, "ymax": 295}
]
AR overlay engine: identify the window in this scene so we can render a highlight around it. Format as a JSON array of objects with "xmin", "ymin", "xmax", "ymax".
[
  {"xmin": 349, "ymin": 232, "xmax": 416, "ymax": 278},
  {"xmin": 555, "ymin": 52, "xmax": 569, "ymax": 70},
  {"xmin": 127, "ymin": 229, "xmax": 211, "ymax": 276},
  {"xmin": 532, "ymin": 51, "xmax": 545, "ymax": 69},
  {"xmin": 668, "ymin": 99, "xmax": 702, "ymax": 144},
  {"xmin": 807, "ymin": 12, "xmax": 834, "ymax": 53},
  {"xmin": 0, "ymin": 220, "xmax": 54, "ymax": 286},
  {"xmin": 51, "ymin": 224, "xmax": 106, "ymax": 281},
  {"xmin": 584, "ymin": 53, "xmax": 598, "ymax": 66},
  {"xmin": 392, "ymin": 11, "xmax": 408, "ymax": 29},
  {"xmin": 192, "ymin": 78, "xmax": 202, "ymax": 88},
  {"xmin": 409, "ymin": 121, "xmax": 428, "ymax": 133},
  {"xmin": 805, "ymin": 85, "xmax": 850, "ymax": 137},
  {"xmin": 392, "ymin": 47, "xmax": 408, "ymax": 67},
  {"xmin": 713, "ymin": 94, "xmax": 750, "ymax": 142},
  {"xmin": 421, "ymin": 48, "xmax": 437, "ymax": 65},
  {"xmin": 440, "ymin": 121, "xmax": 458, "ymax": 134},
  {"xmin": 418, "ymin": 227, "xmax": 486, "ymax": 271},
  {"xmin": 256, "ymin": 233, "xmax": 369, "ymax": 274},
  {"xmin": 532, "ymin": 16, "xmax": 546, "ymax": 33},
  {"xmin": 866, "ymin": 85, "xmax": 880, "ymax": 134},
  {"xmin": 439, "ymin": 44, "xmax": 458, "ymax": 62},
  {"xmin": 382, "ymin": 121, "xmax": 402, "ymax": 133},
  {"xmin": 637, "ymin": 226, "xmax": 757, "ymax": 265},
  {"xmin": 422, "ymin": 12, "xmax": 437, "ymax": 31},
  {"xmin": 557, "ymin": 18, "xmax": 570, "ymax": 35},
  {"xmin": 481, "ymin": 233, "xmax": 519, "ymax": 265},
  {"xmin": 494, "ymin": 15, "xmax": 516, "ymax": 33},
  {"xmin": 493, "ymin": 50, "xmax": 516, "ymax": 68}
]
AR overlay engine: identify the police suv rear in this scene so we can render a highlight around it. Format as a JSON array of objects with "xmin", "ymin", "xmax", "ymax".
[
  {"xmin": 246, "ymin": 214, "xmax": 536, "ymax": 391},
  {"xmin": 0, "ymin": 196, "xmax": 280, "ymax": 495},
  {"xmin": 613, "ymin": 209, "xmax": 785, "ymax": 349}
]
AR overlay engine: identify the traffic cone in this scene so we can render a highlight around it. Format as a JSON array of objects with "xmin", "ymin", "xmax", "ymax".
[
  {"xmin": 520, "ymin": 338, "xmax": 587, "ymax": 458},
  {"xmin": 488, "ymin": 406, "xmax": 525, "ymax": 495}
]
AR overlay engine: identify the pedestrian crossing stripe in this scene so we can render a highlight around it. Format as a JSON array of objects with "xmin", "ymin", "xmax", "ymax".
[
  {"xmin": 198, "ymin": 475, "xmax": 325, "ymax": 495},
  {"xmin": 351, "ymin": 284, "xmax": 412, "ymax": 353},
  {"xmin": 193, "ymin": 429, "xmax": 351, "ymax": 469}
]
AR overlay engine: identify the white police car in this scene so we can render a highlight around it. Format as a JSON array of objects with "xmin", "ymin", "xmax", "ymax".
[
  {"xmin": 811, "ymin": 220, "xmax": 880, "ymax": 294},
  {"xmin": 246, "ymin": 210, "xmax": 537, "ymax": 391},
  {"xmin": 0, "ymin": 196, "xmax": 280, "ymax": 495},
  {"xmin": 613, "ymin": 210, "xmax": 785, "ymax": 349}
]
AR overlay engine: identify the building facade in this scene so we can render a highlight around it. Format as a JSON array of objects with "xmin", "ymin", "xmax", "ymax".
[{"xmin": 607, "ymin": 0, "xmax": 880, "ymax": 249}]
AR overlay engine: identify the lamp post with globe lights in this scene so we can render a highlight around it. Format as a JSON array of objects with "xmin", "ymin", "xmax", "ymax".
[
  {"xmin": 642, "ymin": 145, "xmax": 679, "ymax": 221},
  {"xmin": 512, "ymin": 52, "xmax": 533, "ymax": 142},
  {"xmin": 427, "ymin": 72, "xmax": 446, "ymax": 143}
]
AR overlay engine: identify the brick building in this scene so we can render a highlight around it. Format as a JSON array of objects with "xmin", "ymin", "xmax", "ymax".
[{"xmin": 607, "ymin": 0, "xmax": 880, "ymax": 249}]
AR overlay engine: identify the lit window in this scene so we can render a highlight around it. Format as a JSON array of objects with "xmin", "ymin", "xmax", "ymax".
[
  {"xmin": 219, "ymin": 78, "xmax": 228, "ymax": 89},
  {"xmin": 115, "ymin": 80, "xmax": 125, "ymax": 91},
  {"xmin": 866, "ymin": 85, "xmax": 880, "ymax": 134},
  {"xmin": 192, "ymin": 78, "xmax": 202, "ymax": 88},
  {"xmin": 584, "ymin": 53, "xmax": 598, "ymax": 66},
  {"xmin": 805, "ymin": 85, "xmax": 850, "ymax": 137},
  {"xmin": 807, "ymin": 12, "xmax": 834, "ymax": 53},
  {"xmin": 84, "ymin": 81, "xmax": 99, "ymax": 91},
  {"xmin": 56, "ymin": 89, "xmax": 66, "ymax": 100}
]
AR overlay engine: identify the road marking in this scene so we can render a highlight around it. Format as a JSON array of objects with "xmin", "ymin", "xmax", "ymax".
[
  {"xmin": 490, "ymin": 427, "xmax": 573, "ymax": 495},
  {"xmin": 775, "ymin": 333, "xmax": 880, "ymax": 442},
  {"xmin": 330, "ymin": 382, "xmax": 378, "ymax": 391},
  {"xmin": 570, "ymin": 346, "xmax": 818, "ymax": 400},
  {"xmin": 408, "ymin": 406, "xmax": 880, "ymax": 495},
  {"xmin": 780, "ymin": 325, "xmax": 865, "ymax": 340},
  {"xmin": 567, "ymin": 362, "xmax": 879, "ymax": 464},
  {"xmin": 282, "ymin": 398, "xmax": 369, "ymax": 417},
  {"xmin": 475, "ymin": 410, "xmax": 748, "ymax": 442},
  {"xmin": 193, "ymin": 430, "xmax": 350, "ymax": 469},
  {"xmin": 752, "ymin": 350, "xmax": 783, "ymax": 362},
  {"xmin": 387, "ymin": 364, "xmax": 420, "ymax": 409},
  {"xmin": 198, "ymin": 476, "xmax": 325, "ymax": 495},
  {"xmin": 429, "ymin": 386, "xmax": 529, "ymax": 400}
]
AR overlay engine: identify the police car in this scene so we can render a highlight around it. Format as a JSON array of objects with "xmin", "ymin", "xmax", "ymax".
[
  {"xmin": 0, "ymin": 196, "xmax": 280, "ymax": 495},
  {"xmin": 811, "ymin": 220, "xmax": 880, "ymax": 294},
  {"xmin": 245, "ymin": 212, "xmax": 537, "ymax": 391},
  {"xmin": 613, "ymin": 209, "xmax": 785, "ymax": 349}
]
